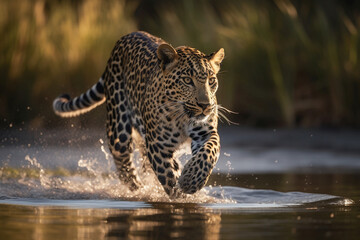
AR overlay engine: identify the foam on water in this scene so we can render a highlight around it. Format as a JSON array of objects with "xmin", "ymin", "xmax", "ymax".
[{"xmin": 0, "ymin": 139, "xmax": 354, "ymax": 208}]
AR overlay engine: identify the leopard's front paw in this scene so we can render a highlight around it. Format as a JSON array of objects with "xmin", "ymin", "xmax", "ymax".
[
  {"xmin": 178, "ymin": 163, "xmax": 211, "ymax": 194},
  {"xmin": 125, "ymin": 177, "xmax": 143, "ymax": 191},
  {"xmin": 165, "ymin": 184, "xmax": 186, "ymax": 199}
]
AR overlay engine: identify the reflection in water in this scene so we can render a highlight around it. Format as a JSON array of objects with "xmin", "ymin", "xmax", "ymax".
[
  {"xmin": 0, "ymin": 204, "xmax": 221, "ymax": 240},
  {"xmin": 106, "ymin": 206, "xmax": 221, "ymax": 239},
  {"xmin": 2, "ymin": 199, "xmax": 359, "ymax": 240}
]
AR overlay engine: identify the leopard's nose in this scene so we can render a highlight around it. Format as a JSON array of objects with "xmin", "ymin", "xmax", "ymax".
[{"xmin": 197, "ymin": 102, "xmax": 211, "ymax": 111}]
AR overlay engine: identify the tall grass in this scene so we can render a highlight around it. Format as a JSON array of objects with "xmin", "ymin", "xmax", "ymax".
[
  {"xmin": 0, "ymin": 0, "xmax": 136, "ymax": 127},
  {"xmin": 147, "ymin": 0, "xmax": 360, "ymax": 127},
  {"xmin": 0, "ymin": 0, "xmax": 359, "ymax": 128}
]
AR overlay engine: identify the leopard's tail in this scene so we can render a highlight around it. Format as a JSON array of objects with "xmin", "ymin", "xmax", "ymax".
[{"xmin": 53, "ymin": 77, "xmax": 105, "ymax": 118}]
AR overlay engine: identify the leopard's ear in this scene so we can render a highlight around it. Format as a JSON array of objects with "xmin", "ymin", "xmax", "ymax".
[
  {"xmin": 157, "ymin": 44, "xmax": 178, "ymax": 73},
  {"xmin": 209, "ymin": 48, "xmax": 225, "ymax": 74}
]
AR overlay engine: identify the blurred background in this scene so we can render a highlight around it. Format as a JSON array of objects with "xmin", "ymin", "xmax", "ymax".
[{"xmin": 1, "ymin": 0, "xmax": 359, "ymax": 129}]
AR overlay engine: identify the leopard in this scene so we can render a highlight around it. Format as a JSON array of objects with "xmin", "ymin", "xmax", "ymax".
[{"xmin": 53, "ymin": 31, "xmax": 225, "ymax": 197}]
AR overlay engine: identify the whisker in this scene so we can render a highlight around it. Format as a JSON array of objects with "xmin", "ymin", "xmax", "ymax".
[
  {"xmin": 168, "ymin": 109, "xmax": 181, "ymax": 119},
  {"xmin": 217, "ymin": 105, "xmax": 239, "ymax": 125},
  {"xmin": 218, "ymin": 115, "xmax": 225, "ymax": 124},
  {"xmin": 158, "ymin": 101, "xmax": 178, "ymax": 109},
  {"xmin": 217, "ymin": 105, "xmax": 238, "ymax": 114},
  {"xmin": 218, "ymin": 112, "xmax": 238, "ymax": 125},
  {"xmin": 175, "ymin": 112, "xmax": 187, "ymax": 122}
]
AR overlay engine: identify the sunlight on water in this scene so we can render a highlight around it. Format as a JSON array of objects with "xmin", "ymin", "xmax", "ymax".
[{"xmin": 0, "ymin": 138, "xmax": 354, "ymax": 208}]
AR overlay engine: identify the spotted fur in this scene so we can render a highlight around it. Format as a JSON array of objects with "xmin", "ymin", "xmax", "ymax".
[{"xmin": 53, "ymin": 31, "xmax": 225, "ymax": 197}]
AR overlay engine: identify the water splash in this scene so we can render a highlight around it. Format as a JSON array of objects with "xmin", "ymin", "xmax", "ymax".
[
  {"xmin": 0, "ymin": 142, "xmax": 230, "ymax": 204},
  {"xmin": 0, "ymin": 141, "xmax": 353, "ymax": 208},
  {"xmin": 225, "ymin": 160, "xmax": 234, "ymax": 181}
]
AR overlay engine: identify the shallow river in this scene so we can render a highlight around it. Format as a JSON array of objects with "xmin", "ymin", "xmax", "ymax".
[{"xmin": 0, "ymin": 127, "xmax": 359, "ymax": 239}]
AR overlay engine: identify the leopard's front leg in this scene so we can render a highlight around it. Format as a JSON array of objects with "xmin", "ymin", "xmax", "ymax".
[
  {"xmin": 178, "ymin": 125, "xmax": 220, "ymax": 194},
  {"xmin": 145, "ymin": 134, "xmax": 182, "ymax": 197}
]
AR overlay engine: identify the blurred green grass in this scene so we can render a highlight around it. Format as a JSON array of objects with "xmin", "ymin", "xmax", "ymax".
[{"xmin": 0, "ymin": 0, "xmax": 359, "ymax": 128}]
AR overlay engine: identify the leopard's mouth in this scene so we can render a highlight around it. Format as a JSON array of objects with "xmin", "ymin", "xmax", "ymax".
[
  {"xmin": 184, "ymin": 103, "xmax": 213, "ymax": 121},
  {"xmin": 194, "ymin": 113, "xmax": 210, "ymax": 122}
]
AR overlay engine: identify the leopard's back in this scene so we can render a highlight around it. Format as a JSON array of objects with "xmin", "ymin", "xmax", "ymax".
[{"xmin": 103, "ymin": 32, "xmax": 165, "ymax": 136}]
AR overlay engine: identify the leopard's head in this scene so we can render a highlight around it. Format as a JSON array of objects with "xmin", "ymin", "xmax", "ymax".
[{"xmin": 157, "ymin": 44, "xmax": 225, "ymax": 122}]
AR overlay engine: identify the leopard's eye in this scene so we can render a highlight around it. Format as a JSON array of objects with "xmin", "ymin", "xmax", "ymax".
[
  {"xmin": 209, "ymin": 77, "xmax": 217, "ymax": 85},
  {"xmin": 182, "ymin": 77, "xmax": 194, "ymax": 85}
]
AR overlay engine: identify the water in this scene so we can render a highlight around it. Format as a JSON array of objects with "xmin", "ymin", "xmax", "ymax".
[{"xmin": 1, "ymin": 127, "xmax": 360, "ymax": 239}]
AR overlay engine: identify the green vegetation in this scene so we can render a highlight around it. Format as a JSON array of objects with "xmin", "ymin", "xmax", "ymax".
[{"xmin": 1, "ymin": 0, "xmax": 359, "ymax": 128}]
